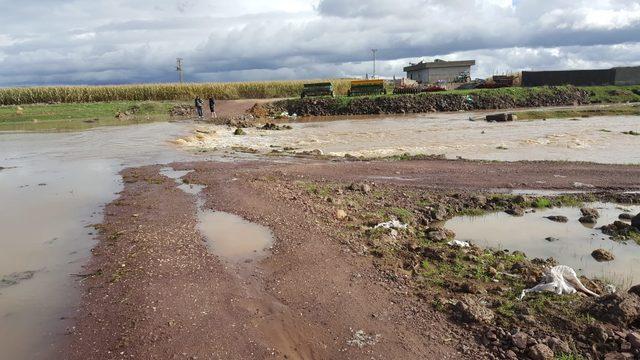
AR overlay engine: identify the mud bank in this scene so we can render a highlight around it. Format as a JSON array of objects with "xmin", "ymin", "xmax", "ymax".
[
  {"xmin": 256, "ymin": 87, "xmax": 590, "ymax": 117},
  {"xmin": 66, "ymin": 158, "xmax": 640, "ymax": 359}
]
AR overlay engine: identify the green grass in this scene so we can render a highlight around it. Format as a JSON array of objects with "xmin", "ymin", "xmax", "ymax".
[
  {"xmin": 515, "ymin": 105, "xmax": 640, "ymax": 120},
  {"xmin": 532, "ymin": 197, "xmax": 552, "ymax": 208},
  {"xmin": 0, "ymin": 100, "xmax": 179, "ymax": 131}
]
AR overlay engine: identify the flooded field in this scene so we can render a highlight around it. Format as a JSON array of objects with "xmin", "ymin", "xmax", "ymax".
[
  {"xmin": 177, "ymin": 113, "xmax": 640, "ymax": 164},
  {"xmin": 447, "ymin": 202, "xmax": 640, "ymax": 288},
  {"xmin": 0, "ymin": 112, "xmax": 638, "ymax": 359},
  {"xmin": 0, "ymin": 123, "xmax": 193, "ymax": 359}
]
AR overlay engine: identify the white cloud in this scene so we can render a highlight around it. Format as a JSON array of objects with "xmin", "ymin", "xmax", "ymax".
[{"xmin": 0, "ymin": 0, "xmax": 639, "ymax": 85}]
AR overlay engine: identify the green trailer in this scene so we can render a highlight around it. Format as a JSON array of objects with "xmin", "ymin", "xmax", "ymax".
[{"xmin": 301, "ymin": 82, "xmax": 334, "ymax": 98}]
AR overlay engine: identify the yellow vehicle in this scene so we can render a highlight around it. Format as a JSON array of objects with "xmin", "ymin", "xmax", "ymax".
[{"xmin": 348, "ymin": 79, "xmax": 386, "ymax": 97}]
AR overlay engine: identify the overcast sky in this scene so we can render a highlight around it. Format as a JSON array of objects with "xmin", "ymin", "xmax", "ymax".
[{"xmin": 1, "ymin": 0, "xmax": 639, "ymax": 86}]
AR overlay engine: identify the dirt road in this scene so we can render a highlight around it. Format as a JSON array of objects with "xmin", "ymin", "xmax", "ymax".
[{"xmin": 65, "ymin": 159, "xmax": 640, "ymax": 359}]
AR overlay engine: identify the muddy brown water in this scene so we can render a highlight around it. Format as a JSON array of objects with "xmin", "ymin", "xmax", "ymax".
[
  {"xmin": 177, "ymin": 113, "xmax": 640, "ymax": 164},
  {"xmin": 160, "ymin": 167, "xmax": 273, "ymax": 262},
  {"xmin": 446, "ymin": 202, "xmax": 640, "ymax": 288}
]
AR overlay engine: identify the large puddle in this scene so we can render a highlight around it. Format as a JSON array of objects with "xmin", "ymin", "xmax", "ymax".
[
  {"xmin": 176, "ymin": 113, "xmax": 640, "ymax": 164},
  {"xmin": 446, "ymin": 202, "xmax": 640, "ymax": 288},
  {"xmin": 0, "ymin": 123, "xmax": 198, "ymax": 359}
]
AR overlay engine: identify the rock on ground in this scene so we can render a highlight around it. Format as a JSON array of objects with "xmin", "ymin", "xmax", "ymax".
[
  {"xmin": 527, "ymin": 343, "xmax": 554, "ymax": 360},
  {"xmin": 592, "ymin": 248, "xmax": 615, "ymax": 262}
]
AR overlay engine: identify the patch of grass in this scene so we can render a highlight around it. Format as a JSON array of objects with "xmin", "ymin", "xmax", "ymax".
[
  {"xmin": 388, "ymin": 207, "xmax": 415, "ymax": 223},
  {"xmin": 516, "ymin": 105, "xmax": 640, "ymax": 120},
  {"xmin": 532, "ymin": 197, "xmax": 552, "ymax": 208},
  {"xmin": 551, "ymin": 195, "xmax": 584, "ymax": 207}
]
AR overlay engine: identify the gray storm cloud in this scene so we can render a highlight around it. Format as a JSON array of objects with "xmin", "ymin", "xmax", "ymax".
[{"xmin": 0, "ymin": 0, "xmax": 639, "ymax": 85}]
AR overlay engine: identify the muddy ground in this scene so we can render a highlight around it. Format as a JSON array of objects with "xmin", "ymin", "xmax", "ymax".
[{"xmin": 65, "ymin": 159, "xmax": 640, "ymax": 359}]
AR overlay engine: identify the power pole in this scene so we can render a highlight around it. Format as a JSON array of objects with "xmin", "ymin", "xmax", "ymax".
[
  {"xmin": 176, "ymin": 58, "xmax": 184, "ymax": 83},
  {"xmin": 371, "ymin": 49, "xmax": 378, "ymax": 79}
]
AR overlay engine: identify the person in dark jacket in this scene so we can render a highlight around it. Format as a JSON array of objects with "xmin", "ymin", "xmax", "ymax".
[
  {"xmin": 195, "ymin": 97, "xmax": 204, "ymax": 119},
  {"xmin": 208, "ymin": 96, "xmax": 216, "ymax": 118}
]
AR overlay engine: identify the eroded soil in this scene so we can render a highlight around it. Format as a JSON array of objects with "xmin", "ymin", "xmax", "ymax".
[{"xmin": 65, "ymin": 159, "xmax": 640, "ymax": 359}]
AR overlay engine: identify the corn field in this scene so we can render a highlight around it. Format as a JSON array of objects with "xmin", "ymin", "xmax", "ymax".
[{"xmin": 0, "ymin": 80, "xmax": 354, "ymax": 105}]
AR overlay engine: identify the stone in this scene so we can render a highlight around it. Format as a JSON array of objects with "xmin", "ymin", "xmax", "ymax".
[
  {"xmin": 581, "ymin": 207, "xmax": 601, "ymax": 219},
  {"xmin": 604, "ymin": 352, "xmax": 634, "ymax": 360},
  {"xmin": 632, "ymin": 213, "xmax": 640, "ymax": 230},
  {"xmin": 589, "ymin": 293, "xmax": 640, "ymax": 327},
  {"xmin": 335, "ymin": 209, "xmax": 348, "ymax": 220},
  {"xmin": 505, "ymin": 350, "xmax": 518, "ymax": 360},
  {"xmin": 505, "ymin": 206, "xmax": 524, "ymax": 217},
  {"xmin": 527, "ymin": 343, "xmax": 554, "ymax": 360},
  {"xmin": 592, "ymin": 249, "xmax": 615, "ymax": 262},
  {"xmin": 628, "ymin": 284, "xmax": 640, "ymax": 297},
  {"xmin": 511, "ymin": 331, "xmax": 529, "ymax": 350},
  {"xmin": 453, "ymin": 295, "xmax": 495, "ymax": 324},
  {"xmin": 579, "ymin": 215, "xmax": 598, "ymax": 224},
  {"xmin": 545, "ymin": 337, "xmax": 571, "ymax": 355},
  {"xmin": 619, "ymin": 213, "xmax": 633, "ymax": 221},
  {"xmin": 545, "ymin": 237, "xmax": 560, "ymax": 242},
  {"xmin": 429, "ymin": 205, "xmax": 448, "ymax": 221},
  {"xmin": 360, "ymin": 183, "xmax": 372, "ymax": 194},
  {"xmin": 545, "ymin": 215, "xmax": 569, "ymax": 223},
  {"xmin": 627, "ymin": 332, "xmax": 640, "ymax": 349},
  {"xmin": 425, "ymin": 227, "xmax": 455, "ymax": 242},
  {"xmin": 233, "ymin": 128, "xmax": 246, "ymax": 136}
]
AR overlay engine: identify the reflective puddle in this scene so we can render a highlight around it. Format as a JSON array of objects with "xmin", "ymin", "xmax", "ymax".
[
  {"xmin": 446, "ymin": 202, "xmax": 640, "ymax": 288},
  {"xmin": 198, "ymin": 211, "xmax": 274, "ymax": 262},
  {"xmin": 160, "ymin": 167, "xmax": 273, "ymax": 262}
]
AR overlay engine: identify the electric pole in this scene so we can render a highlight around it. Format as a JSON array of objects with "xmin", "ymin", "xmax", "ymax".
[
  {"xmin": 176, "ymin": 58, "xmax": 184, "ymax": 83},
  {"xmin": 371, "ymin": 49, "xmax": 378, "ymax": 79}
]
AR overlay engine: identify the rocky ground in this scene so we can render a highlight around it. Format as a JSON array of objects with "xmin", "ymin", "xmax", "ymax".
[
  {"xmin": 254, "ymin": 87, "xmax": 590, "ymax": 117},
  {"xmin": 65, "ymin": 158, "xmax": 640, "ymax": 360}
]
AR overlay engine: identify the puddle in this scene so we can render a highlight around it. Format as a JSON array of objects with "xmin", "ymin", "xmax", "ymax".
[
  {"xmin": 198, "ymin": 211, "xmax": 274, "ymax": 262},
  {"xmin": 159, "ymin": 167, "xmax": 272, "ymax": 262},
  {"xmin": 446, "ymin": 202, "xmax": 640, "ymax": 288}
]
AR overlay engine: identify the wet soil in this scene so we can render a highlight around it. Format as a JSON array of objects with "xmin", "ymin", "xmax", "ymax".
[{"xmin": 65, "ymin": 158, "xmax": 640, "ymax": 359}]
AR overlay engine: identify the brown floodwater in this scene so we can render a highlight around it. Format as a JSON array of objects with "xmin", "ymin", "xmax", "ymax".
[
  {"xmin": 446, "ymin": 202, "xmax": 640, "ymax": 288},
  {"xmin": 177, "ymin": 113, "xmax": 640, "ymax": 164},
  {"xmin": 0, "ymin": 123, "xmax": 196, "ymax": 360}
]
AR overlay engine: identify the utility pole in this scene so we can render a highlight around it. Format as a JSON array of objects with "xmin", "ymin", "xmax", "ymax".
[
  {"xmin": 176, "ymin": 58, "xmax": 184, "ymax": 83},
  {"xmin": 371, "ymin": 49, "xmax": 378, "ymax": 79}
]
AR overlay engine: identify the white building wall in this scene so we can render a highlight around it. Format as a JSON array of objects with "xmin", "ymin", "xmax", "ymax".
[{"xmin": 406, "ymin": 66, "xmax": 471, "ymax": 84}]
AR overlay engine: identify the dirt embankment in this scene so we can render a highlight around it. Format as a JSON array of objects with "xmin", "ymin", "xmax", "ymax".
[
  {"xmin": 65, "ymin": 159, "xmax": 640, "ymax": 359},
  {"xmin": 253, "ymin": 87, "xmax": 590, "ymax": 117}
]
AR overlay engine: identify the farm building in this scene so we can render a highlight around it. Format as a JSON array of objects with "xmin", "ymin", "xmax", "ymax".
[
  {"xmin": 403, "ymin": 59, "xmax": 476, "ymax": 84},
  {"xmin": 522, "ymin": 66, "xmax": 640, "ymax": 87}
]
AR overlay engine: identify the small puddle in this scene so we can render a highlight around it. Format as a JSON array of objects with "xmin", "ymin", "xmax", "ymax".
[
  {"xmin": 197, "ymin": 211, "xmax": 274, "ymax": 262},
  {"xmin": 160, "ymin": 167, "xmax": 273, "ymax": 262},
  {"xmin": 446, "ymin": 202, "xmax": 640, "ymax": 287}
]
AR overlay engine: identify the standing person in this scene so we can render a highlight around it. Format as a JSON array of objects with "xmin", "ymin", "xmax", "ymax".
[
  {"xmin": 208, "ymin": 96, "xmax": 217, "ymax": 118},
  {"xmin": 194, "ymin": 97, "xmax": 204, "ymax": 119}
]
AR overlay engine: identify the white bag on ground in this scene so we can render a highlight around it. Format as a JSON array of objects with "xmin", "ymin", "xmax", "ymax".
[{"xmin": 518, "ymin": 265, "xmax": 599, "ymax": 300}]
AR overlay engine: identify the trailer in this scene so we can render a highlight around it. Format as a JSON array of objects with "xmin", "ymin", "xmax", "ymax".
[
  {"xmin": 348, "ymin": 79, "xmax": 386, "ymax": 97},
  {"xmin": 301, "ymin": 82, "xmax": 334, "ymax": 98}
]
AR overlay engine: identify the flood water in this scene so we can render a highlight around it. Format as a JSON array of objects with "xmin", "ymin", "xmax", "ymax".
[
  {"xmin": 446, "ymin": 203, "xmax": 640, "ymax": 288},
  {"xmin": 177, "ymin": 113, "xmax": 640, "ymax": 164},
  {"xmin": 0, "ymin": 123, "xmax": 195, "ymax": 359},
  {"xmin": 0, "ymin": 112, "xmax": 638, "ymax": 359}
]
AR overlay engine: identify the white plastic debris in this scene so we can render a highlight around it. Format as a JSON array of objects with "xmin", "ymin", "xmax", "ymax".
[
  {"xmin": 518, "ymin": 265, "xmax": 599, "ymax": 300},
  {"xmin": 374, "ymin": 220, "xmax": 408, "ymax": 230},
  {"xmin": 604, "ymin": 284, "xmax": 617, "ymax": 295},
  {"xmin": 347, "ymin": 330, "xmax": 381, "ymax": 348},
  {"xmin": 447, "ymin": 240, "xmax": 470, "ymax": 248}
]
